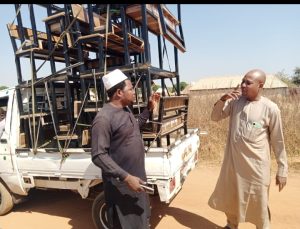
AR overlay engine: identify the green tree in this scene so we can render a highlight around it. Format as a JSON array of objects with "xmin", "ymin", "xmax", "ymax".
[
  {"xmin": 292, "ymin": 67, "xmax": 300, "ymax": 86},
  {"xmin": 0, "ymin": 86, "xmax": 8, "ymax": 90},
  {"xmin": 152, "ymin": 84, "xmax": 160, "ymax": 92},
  {"xmin": 179, "ymin": 81, "xmax": 188, "ymax": 91},
  {"xmin": 172, "ymin": 81, "xmax": 188, "ymax": 92},
  {"xmin": 275, "ymin": 70, "xmax": 293, "ymax": 86}
]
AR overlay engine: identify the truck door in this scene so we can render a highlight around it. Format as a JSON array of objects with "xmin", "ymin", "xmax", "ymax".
[{"xmin": 0, "ymin": 90, "xmax": 14, "ymax": 172}]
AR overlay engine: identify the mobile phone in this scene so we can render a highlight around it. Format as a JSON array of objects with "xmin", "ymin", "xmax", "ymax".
[{"xmin": 140, "ymin": 184, "xmax": 154, "ymax": 194}]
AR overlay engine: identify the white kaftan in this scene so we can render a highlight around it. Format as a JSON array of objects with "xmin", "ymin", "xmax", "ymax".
[{"xmin": 208, "ymin": 96, "xmax": 288, "ymax": 227}]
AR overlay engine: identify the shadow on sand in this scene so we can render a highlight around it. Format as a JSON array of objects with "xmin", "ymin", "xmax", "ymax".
[
  {"xmin": 12, "ymin": 189, "xmax": 222, "ymax": 229},
  {"xmin": 150, "ymin": 195, "xmax": 222, "ymax": 229},
  {"xmin": 13, "ymin": 189, "xmax": 95, "ymax": 229}
]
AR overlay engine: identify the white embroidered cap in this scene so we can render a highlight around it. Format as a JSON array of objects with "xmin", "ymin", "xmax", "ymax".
[{"xmin": 102, "ymin": 69, "xmax": 128, "ymax": 91}]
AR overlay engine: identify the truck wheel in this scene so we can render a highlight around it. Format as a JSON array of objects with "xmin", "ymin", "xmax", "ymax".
[
  {"xmin": 0, "ymin": 182, "xmax": 14, "ymax": 215},
  {"xmin": 92, "ymin": 191, "xmax": 109, "ymax": 229}
]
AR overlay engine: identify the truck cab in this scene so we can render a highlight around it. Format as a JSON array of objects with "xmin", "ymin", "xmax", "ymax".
[{"xmin": 0, "ymin": 87, "xmax": 200, "ymax": 228}]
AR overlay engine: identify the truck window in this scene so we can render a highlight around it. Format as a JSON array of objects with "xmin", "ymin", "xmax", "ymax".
[
  {"xmin": 0, "ymin": 96, "xmax": 8, "ymax": 139},
  {"xmin": 0, "ymin": 96, "xmax": 8, "ymax": 108}
]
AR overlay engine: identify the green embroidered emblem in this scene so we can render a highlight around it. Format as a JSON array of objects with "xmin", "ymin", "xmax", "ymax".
[{"xmin": 252, "ymin": 121, "xmax": 262, "ymax": 128}]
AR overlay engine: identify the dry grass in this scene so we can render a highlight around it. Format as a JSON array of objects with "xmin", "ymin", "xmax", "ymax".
[{"xmin": 187, "ymin": 89, "xmax": 300, "ymax": 170}]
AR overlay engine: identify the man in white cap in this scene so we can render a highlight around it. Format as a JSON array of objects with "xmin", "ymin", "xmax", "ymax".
[{"xmin": 91, "ymin": 69, "xmax": 160, "ymax": 228}]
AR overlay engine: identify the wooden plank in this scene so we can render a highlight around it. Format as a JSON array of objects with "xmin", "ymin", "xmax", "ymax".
[
  {"xmin": 71, "ymin": 4, "xmax": 99, "ymax": 26},
  {"xmin": 156, "ymin": 114, "xmax": 185, "ymax": 131},
  {"xmin": 161, "ymin": 4, "xmax": 180, "ymax": 26},
  {"xmin": 81, "ymin": 129, "xmax": 90, "ymax": 146},
  {"xmin": 55, "ymin": 134, "xmax": 78, "ymax": 140},
  {"xmin": 164, "ymin": 28, "xmax": 186, "ymax": 52},
  {"xmin": 20, "ymin": 112, "xmax": 49, "ymax": 119},
  {"xmin": 126, "ymin": 5, "xmax": 160, "ymax": 34},
  {"xmin": 59, "ymin": 124, "xmax": 70, "ymax": 132},
  {"xmin": 77, "ymin": 33, "xmax": 143, "ymax": 54},
  {"xmin": 87, "ymin": 56, "xmax": 124, "ymax": 69},
  {"xmin": 142, "ymin": 122, "xmax": 185, "ymax": 138},
  {"xmin": 71, "ymin": 4, "xmax": 144, "ymax": 54},
  {"xmin": 147, "ymin": 4, "xmax": 178, "ymax": 31},
  {"xmin": 126, "ymin": 4, "xmax": 185, "ymax": 52},
  {"xmin": 8, "ymin": 24, "xmax": 85, "ymax": 63},
  {"xmin": 74, "ymin": 100, "xmax": 102, "ymax": 117},
  {"xmin": 14, "ymin": 46, "xmax": 79, "ymax": 64},
  {"xmin": 163, "ymin": 96, "xmax": 188, "ymax": 110},
  {"xmin": 7, "ymin": 23, "xmax": 61, "ymax": 44},
  {"xmin": 126, "ymin": 4, "xmax": 178, "ymax": 33},
  {"xmin": 43, "ymin": 12, "xmax": 66, "ymax": 22},
  {"xmin": 71, "ymin": 4, "xmax": 121, "ymax": 33},
  {"xmin": 141, "ymin": 95, "xmax": 188, "ymax": 138},
  {"xmin": 42, "ymin": 12, "xmax": 73, "ymax": 47},
  {"xmin": 84, "ymin": 107, "xmax": 101, "ymax": 112},
  {"xmin": 19, "ymin": 133, "xmax": 26, "ymax": 148},
  {"xmin": 73, "ymin": 100, "xmax": 81, "ymax": 118}
]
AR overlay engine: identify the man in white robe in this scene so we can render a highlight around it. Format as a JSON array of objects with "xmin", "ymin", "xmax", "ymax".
[{"xmin": 208, "ymin": 69, "xmax": 288, "ymax": 229}]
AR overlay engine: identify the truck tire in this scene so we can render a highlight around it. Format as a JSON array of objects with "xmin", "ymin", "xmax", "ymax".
[
  {"xmin": 92, "ymin": 191, "xmax": 109, "ymax": 229},
  {"xmin": 0, "ymin": 182, "xmax": 14, "ymax": 215}
]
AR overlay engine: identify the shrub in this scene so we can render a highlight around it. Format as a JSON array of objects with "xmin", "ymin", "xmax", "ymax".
[{"xmin": 188, "ymin": 88, "xmax": 300, "ymax": 169}]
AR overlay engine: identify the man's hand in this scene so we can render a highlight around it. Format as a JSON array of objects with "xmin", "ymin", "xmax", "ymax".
[
  {"xmin": 124, "ymin": 174, "xmax": 145, "ymax": 192},
  {"xmin": 220, "ymin": 84, "xmax": 241, "ymax": 102},
  {"xmin": 276, "ymin": 175, "xmax": 287, "ymax": 192},
  {"xmin": 147, "ymin": 92, "xmax": 160, "ymax": 112}
]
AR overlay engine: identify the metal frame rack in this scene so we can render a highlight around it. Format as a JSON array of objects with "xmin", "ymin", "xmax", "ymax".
[{"xmin": 7, "ymin": 4, "xmax": 187, "ymax": 150}]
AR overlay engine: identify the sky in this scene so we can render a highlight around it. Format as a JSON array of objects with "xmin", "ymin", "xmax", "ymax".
[{"xmin": 1, "ymin": 4, "xmax": 300, "ymax": 87}]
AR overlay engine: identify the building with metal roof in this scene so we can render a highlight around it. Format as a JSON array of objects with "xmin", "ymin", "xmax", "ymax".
[{"xmin": 190, "ymin": 74, "xmax": 287, "ymax": 91}]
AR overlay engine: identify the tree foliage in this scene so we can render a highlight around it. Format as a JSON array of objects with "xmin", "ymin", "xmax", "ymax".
[
  {"xmin": 172, "ymin": 81, "xmax": 188, "ymax": 92},
  {"xmin": 292, "ymin": 67, "xmax": 300, "ymax": 86},
  {"xmin": 179, "ymin": 81, "xmax": 188, "ymax": 91},
  {"xmin": 0, "ymin": 86, "xmax": 8, "ymax": 90},
  {"xmin": 275, "ymin": 70, "xmax": 294, "ymax": 87},
  {"xmin": 152, "ymin": 84, "xmax": 160, "ymax": 92}
]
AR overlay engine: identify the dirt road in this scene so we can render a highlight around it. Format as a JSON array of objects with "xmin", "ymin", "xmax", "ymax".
[{"xmin": 0, "ymin": 162, "xmax": 299, "ymax": 229}]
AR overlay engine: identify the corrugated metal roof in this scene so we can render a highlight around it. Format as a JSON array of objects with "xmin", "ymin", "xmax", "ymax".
[{"xmin": 190, "ymin": 74, "xmax": 288, "ymax": 90}]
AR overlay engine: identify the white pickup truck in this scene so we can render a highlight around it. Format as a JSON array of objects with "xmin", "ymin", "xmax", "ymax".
[{"xmin": 0, "ymin": 87, "xmax": 200, "ymax": 228}]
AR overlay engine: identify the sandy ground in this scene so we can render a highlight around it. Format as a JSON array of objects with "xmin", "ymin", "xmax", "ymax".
[{"xmin": 0, "ymin": 162, "xmax": 299, "ymax": 229}]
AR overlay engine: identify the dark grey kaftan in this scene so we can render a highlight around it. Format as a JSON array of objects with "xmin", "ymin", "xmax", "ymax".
[{"xmin": 91, "ymin": 103, "xmax": 150, "ymax": 229}]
